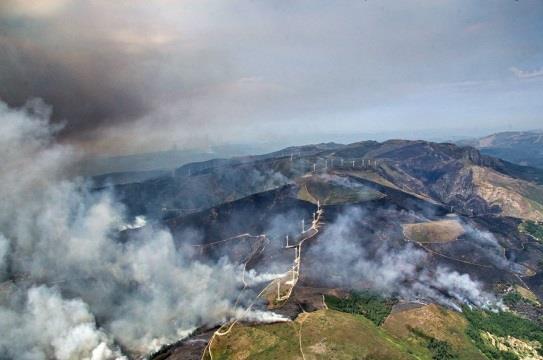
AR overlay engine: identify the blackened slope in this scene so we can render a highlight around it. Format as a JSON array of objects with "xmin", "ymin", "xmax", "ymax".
[
  {"xmin": 165, "ymin": 184, "xmax": 314, "ymax": 247},
  {"xmin": 490, "ymin": 160, "xmax": 543, "ymax": 185},
  {"xmin": 112, "ymin": 139, "xmax": 543, "ymax": 220}
]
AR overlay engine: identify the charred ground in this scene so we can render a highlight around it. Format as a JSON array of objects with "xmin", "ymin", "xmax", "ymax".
[{"xmin": 111, "ymin": 139, "xmax": 543, "ymax": 359}]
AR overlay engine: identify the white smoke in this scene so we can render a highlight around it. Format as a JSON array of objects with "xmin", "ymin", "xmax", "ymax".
[
  {"xmin": 433, "ymin": 268, "xmax": 490, "ymax": 307},
  {"xmin": 306, "ymin": 206, "xmax": 500, "ymax": 309},
  {"xmin": 1, "ymin": 286, "xmax": 125, "ymax": 360},
  {"xmin": 244, "ymin": 269, "xmax": 288, "ymax": 286},
  {"xmin": 248, "ymin": 168, "xmax": 292, "ymax": 192},
  {"xmin": 463, "ymin": 222, "xmax": 511, "ymax": 270},
  {"xmin": 0, "ymin": 234, "xmax": 8, "ymax": 279},
  {"xmin": 0, "ymin": 99, "xmax": 278, "ymax": 358},
  {"xmin": 236, "ymin": 309, "xmax": 289, "ymax": 323},
  {"xmin": 119, "ymin": 215, "xmax": 147, "ymax": 231}
]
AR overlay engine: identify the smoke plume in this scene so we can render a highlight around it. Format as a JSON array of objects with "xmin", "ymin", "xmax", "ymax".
[
  {"xmin": 305, "ymin": 206, "xmax": 500, "ymax": 310},
  {"xmin": 0, "ymin": 99, "xmax": 280, "ymax": 358}
]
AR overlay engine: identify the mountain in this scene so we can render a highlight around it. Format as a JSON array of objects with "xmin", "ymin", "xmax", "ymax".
[
  {"xmin": 107, "ymin": 139, "xmax": 543, "ymax": 360},
  {"xmin": 113, "ymin": 139, "xmax": 543, "ymax": 221},
  {"xmin": 459, "ymin": 130, "xmax": 543, "ymax": 169}
]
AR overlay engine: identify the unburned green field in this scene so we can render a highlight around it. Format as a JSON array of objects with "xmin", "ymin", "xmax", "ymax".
[{"xmin": 519, "ymin": 220, "xmax": 543, "ymax": 242}]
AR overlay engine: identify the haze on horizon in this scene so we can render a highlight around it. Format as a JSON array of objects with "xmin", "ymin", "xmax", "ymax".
[{"xmin": 1, "ymin": 0, "xmax": 542, "ymax": 156}]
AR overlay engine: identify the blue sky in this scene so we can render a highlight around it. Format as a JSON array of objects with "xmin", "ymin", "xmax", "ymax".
[{"xmin": 1, "ymin": 0, "xmax": 542, "ymax": 154}]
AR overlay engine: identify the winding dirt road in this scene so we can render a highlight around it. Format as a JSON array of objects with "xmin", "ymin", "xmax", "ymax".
[{"xmin": 202, "ymin": 187, "xmax": 324, "ymax": 360}]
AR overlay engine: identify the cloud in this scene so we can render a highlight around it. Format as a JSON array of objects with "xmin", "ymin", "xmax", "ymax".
[
  {"xmin": 0, "ymin": 0, "xmax": 70, "ymax": 18},
  {"xmin": 510, "ymin": 66, "xmax": 543, "ymax": 79}
]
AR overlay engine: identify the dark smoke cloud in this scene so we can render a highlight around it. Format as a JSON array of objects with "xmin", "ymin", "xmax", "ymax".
[
  {"xmin": 1, "ymin": 1, "xmax": 542, "ymax": 154},
  {"xmin": 0, "ymin": 35, "xmax": 148, "ymax": 138},
  {"xmin": 0, "ymin": 1, "xmax": 233, "ymax": 153}
]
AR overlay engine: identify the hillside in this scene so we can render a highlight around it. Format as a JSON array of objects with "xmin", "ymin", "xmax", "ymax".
[
  {"xmin": 107, "ymin": 139, "xmax": 543, "ymax": 359},
  {"xmin": 113, "ymin": 139, "xmax": 543, "ymax": 221},
  {"xmin": 113, "ymin": 146, "xmax": 543, "ymax": 358},
  {"xmin": 459, "ymin": 130, "xmax": 543, "ymax": 169},
  {"xmin": 5, "ymin": 3, "xmax": 543, "ymax": 359},
  {"xmin": 203, "ymin": 309, "xmax": 430, "ymax": 360}
]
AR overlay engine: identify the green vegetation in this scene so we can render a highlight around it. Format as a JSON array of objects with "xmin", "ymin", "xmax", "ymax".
[
  {"xmin": 519, "ymin": 220, "xmax": 543, "ymax": 242},
  {"xmin": 502, "ymin": 286, "xmax": 540, "ymax": 307},
  {"xmin": 463, "ymin": 306, "xmax": 543, "ymax": 359},
  {"xmin": 206, "ymin": 309, "xmax": 428, "ymax": 359},
  {"xmin": 324, "ymin": 291, "xmax": 396, "ymax": 326},
  {"xmin": 384, "ymin": 304, "xmax": 486, "ymax": 359},
  {"xmin": 298, "ymin": 176, "xmax": 384, "ymax": 205},
  {"xmin": 427, "ymin": 338, "xmax": 457, "ymax": 360},
  {"xmin": 503, "ymin": 291, "xmax": 523, "ymax": 306},
  {"xmin": 409, "ymin": 327, "xmax": 458, "ymax": 359}
]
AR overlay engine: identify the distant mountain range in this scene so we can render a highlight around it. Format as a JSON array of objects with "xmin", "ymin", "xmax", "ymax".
[
  {"xmin": 458, "ymin": 130, "xmax": 543, "ymax": 169},
  {"xmin": 85, "ymin": 130, "xmax": 543, "ymax": 187}
]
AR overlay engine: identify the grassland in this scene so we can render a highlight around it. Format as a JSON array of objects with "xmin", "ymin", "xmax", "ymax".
[
  {"xmin": 402, "ymin": 219, "xmax": 465, "ymax": 243},
  {"xmin": 515, "ymin": 285, "xmax": 540, "ymax": 305},
  {"xmin": 383, "ymin": 304, "xmax": 486, "ymax": 360},
  {"xmin": 337, "ymin": 168, "xmax": 438, "ymax": 204},
  {"xmin": 206, "ymin": 300, "xmax": 543, "ymax": 360},
  {"xmin": 472, "ymin": 166, "xmax": 543, "ymax": 221},
  {"xmin": 206, "ymin": 309, "xmax": 430, "ymax": 360},
  {"xmin": 297, "ymin": 176, "xmax": 384, "ymax": 205},
  {"xmin": 504, "ymin": 286, "xmax": 540, "ymax": 306}
]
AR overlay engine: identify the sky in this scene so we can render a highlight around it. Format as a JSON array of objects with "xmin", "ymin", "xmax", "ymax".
[{"xmin": 1, "ymin": 0, "xmax": 542, "ymax": 155}]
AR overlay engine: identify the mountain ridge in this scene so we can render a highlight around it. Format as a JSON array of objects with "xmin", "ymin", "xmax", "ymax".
[
  {"xmin": 111, "ymin": 139, "xmax": 543, "ymax": 222},
  {"xmin": 458, "ymin": 130, "xmax": 543, "ymax": 169}
]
